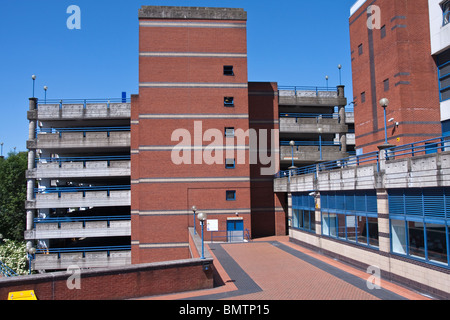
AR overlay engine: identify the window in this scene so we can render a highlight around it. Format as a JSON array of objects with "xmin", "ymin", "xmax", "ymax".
[
  {"xmin": 361, "ymin": 91, "xmax": 366, "ymax": 103},
  {"xmin": 226, "ymin": 190, "xmax": 236, "ymax": 201},
  {"xmin": 225, "ymin": 158, "xmax": 235, "ymax": 169},
  {"xmin": 388, "ymin": 188, "xmax": 450, "ymax": 267},
  {"xmin": 437, "ymin": 49, "xmax": 450, "ymax": 102},
  {"xmin": 442, "ymin": 1, "xmax": 450, "ymax": 26},
  {"xmin": 391, "ymin": 219, "xmax": 407, "ymax": 254},
  {"xmin": 358, "ymin": 44, "xmax": 363, "ymax": 55},
  {"xmin": 320, "ymin": 191, "xmax": 379, "ymax": 249},
  {"xmin": 224, "ymin": 97, "xmax": 234, "ymax": 107},
  {"xmin": 224, "ymin": 65, "xmax": 234, "ymax": 76},
  {"xmin": 292, "ymin": 193, "xmax": 316, "ymax": 233},
  {"xmin": 383, "ymin": 78, "xmax": 390, "ymax": 91},
  {"xmin": 380, "ymin": 25, "xmax": 386, "ymax": 39},
  {"xmin": 225, "ymin": 127, "xmax": 235, "ymax": 137}
]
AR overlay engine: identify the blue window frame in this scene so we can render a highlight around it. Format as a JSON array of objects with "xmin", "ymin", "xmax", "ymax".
[
  {"xmin": 226, "ymin": 190, "xmax": 236, "ymax": 201},
  {"xmin": 442, "ymin": 1, "xmax": 450, "ymax": 26},
  {"xmin": 389, "ymin": 187, "xmax": 450, "ymax": 268},
  {"xmin": 225, "ymin": 158, "xmax": 235, "ymax": 169},
  {"xmin": 437, "ymin": 49, "xmax": 450, "ymax": 102},
  {"xmin": 224, "ymin": 97, "xmax": 234, "ymax": 107},
  {"xmin": 320, "ymin": 191, "xmax": 379, "ymax": 249},
  {"xmin": 292, "ymin": 193, "xmax": 316, "ymax": 233}
]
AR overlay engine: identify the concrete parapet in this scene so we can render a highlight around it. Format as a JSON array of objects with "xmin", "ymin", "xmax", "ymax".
[
  {"xmin": 27, "ymin": 190, "xmax": 131, "ymax": 209},
  {"xmin": 27, "ymin": 160, "xmax": 131, "ymax": 179},
  {"xmin": 36, "ymin": 103, "xmax": 131, "ymax": 120}
]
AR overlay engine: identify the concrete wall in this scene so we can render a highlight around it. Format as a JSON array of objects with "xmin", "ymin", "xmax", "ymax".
[
  {"xmin": 30, "ymin": 103, "xmax": 131, "ymax": 120},
  {"xmin": 27, "ymin": 160, "xmax": 130, "ymax": 179}
]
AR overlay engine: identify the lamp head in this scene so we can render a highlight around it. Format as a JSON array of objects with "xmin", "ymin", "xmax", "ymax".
[
  {"xmin": 379, "ymin": 98, "xmax": 389, "ymax": 108},
  {"xmin": 197, "ymin": 212, "xmax": 207, "ymax": 222},
  {"xmin": 289, "ymin": 140, "xmax": 296, "ymax": 147}
]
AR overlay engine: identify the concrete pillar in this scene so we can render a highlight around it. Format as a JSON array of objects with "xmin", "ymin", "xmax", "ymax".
[
  {"xmin": 26, "ymin": 98, "xmax": 37, "ymax": 233},
  {"xmin": 376, "ymin": 188, "xmax": 390, "ymax": 254},
  {"xmin": 314, "ymin": 192, "xmax": 322, "ymax": 236},
  {"xmin": 287, "ymin": 193, "xmax": 292, "ymax": 237}
]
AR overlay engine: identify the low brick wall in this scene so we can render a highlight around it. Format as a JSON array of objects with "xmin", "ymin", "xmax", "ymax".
[
  {"xmin": 0, "ymin": 229, "xmax": 214, "ymax": 300},
  {"xmin": 0, "ymin": 258, "xmax": 214, "ymax": 300}
]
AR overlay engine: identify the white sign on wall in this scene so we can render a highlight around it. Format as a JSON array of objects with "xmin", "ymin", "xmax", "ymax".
[{"xmin": 207, "ymin": 219, "xmax": 219, "ymax": 232}]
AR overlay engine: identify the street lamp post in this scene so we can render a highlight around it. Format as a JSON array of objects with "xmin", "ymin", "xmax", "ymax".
[
  {"xmin": 31, "ymin": 75, "xmax": 36, "ymax": 98},
  {"xmin": 379, "ymin": 98, "xmax": 389, "ymax": 145},
  {"xmin": 318, "ymin": 127, "xmax": 323, "ymax": 161},
  {"xmin": 44, "ymin": 86, "xmax": 48, "ymax": 104},
  {"xmin": 27, "ymin": 246, "xmax": 36, "ymax": 275},
  {"xmin": 197, "ymin": 212, "xmax": 207, "ymax": 259},
  {"xmin": 338, "ymin": 64, "xmax": 342, "ymax": 85},
  {"xmin": 191, "ymin": 205, "xmax": 197, "ymax": 235},
  {"xmin": 289, "ymin": 140, "xmax": 296, "ymax": 169}
]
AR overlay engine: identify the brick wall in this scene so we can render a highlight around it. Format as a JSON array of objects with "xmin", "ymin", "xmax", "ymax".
[
  {"xmin": 0, "ymin": 258, "xmax": 214, "ymax": 300},
  {"xmin": 350, "ymin": 0, "xmax": 441, "ymax": 153}
]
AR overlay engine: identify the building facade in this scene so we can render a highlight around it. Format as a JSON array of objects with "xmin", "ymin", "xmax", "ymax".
[
  {"xmin": 350, "ymin": 0, "xmax": 442, "ymax": 153},
  {"xmin": 429, "ymin": 0, "xmax": 450, "ymax": 134}
]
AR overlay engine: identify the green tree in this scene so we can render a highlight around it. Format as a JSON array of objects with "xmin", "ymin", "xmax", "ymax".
[
  {"xmin": 0, "ymin": 239, "xmax": 28, "ymax": 275},
  {"xmin": 0, "ymin": 152, "xmax": 27, "ymax": 241}
]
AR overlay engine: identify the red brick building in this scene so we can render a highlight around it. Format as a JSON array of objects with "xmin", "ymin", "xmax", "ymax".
[
  {"xmin": 350, "ymin": 0, "xmax": 441, "ymax": 153},
  {"xmin": 131, "ymin": 6, "xmax": 284, "ymax": 264}
]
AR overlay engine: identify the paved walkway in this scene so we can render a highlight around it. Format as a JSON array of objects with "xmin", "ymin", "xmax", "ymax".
[{"xmin": 143, "ymin": 236, "xmax": 430, "ymax": 300}]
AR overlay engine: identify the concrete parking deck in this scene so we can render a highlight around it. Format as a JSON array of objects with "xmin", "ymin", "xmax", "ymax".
[{"xmin": 141, "ymin": 236, "xmax": 431, "ymax": 300}]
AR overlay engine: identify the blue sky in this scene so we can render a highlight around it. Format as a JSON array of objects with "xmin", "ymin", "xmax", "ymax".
[{"xmin": 0, "ymin": 0, "xmax": 357, "ymax": 153}]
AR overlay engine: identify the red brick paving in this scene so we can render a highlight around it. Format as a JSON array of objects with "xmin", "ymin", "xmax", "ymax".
[{"xmin": 142, "ymin": 236, "xmax": 430, "ymax": 300}]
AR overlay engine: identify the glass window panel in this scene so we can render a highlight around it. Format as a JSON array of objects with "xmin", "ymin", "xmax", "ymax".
[
  {"xmin": 408, "ymin": 221, "xmax": 425, "ymax": 259},
  {"xmin": 322, "ymin": 212, "xmax": 329, "ymax": 236},
  {"xmin": 391, "ymin": 219, "xmax": 407, "ymax": 254},
  {"xmin": 298, "ymin": 210, "xmax": 304, "ymax": 229},
  {"xmin": 311, "ymin": 211, "xmax": 316, "ymax": 232},
  {"xmin": 338, "ymin": 214, "xmax": 347, "ymax": 239},
  {"xmin": 357, "ymin": 216, "xmax": 368, "ymax": 245},
  {"xmin": 426, "ymin": 223, "xmax": 448, "ymax": 265},
  {"xmin": 329, "ymin": 214, "xmax": 337, "ymax": 237},
  {"xmin": 368, "ymin": 217, "xmax": 379, "ymax": 247},
  {"xmin": 292, "ymin": 209, "xmax": 299, "ymax": 228},
  {"xmin": 346, "ymin": 214, "xmax": 357, "ymax": 242},
  {"xmin": 304, "ymin": 210, "xmax": 310, "ymax": 230}
]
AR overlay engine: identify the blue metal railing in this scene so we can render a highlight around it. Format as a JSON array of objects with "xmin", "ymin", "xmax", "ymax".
[
  {"xmin": 34, "ymin": 185, "xmax": 131, "ymax": 197},
  {"xmin": 387, "ymin": 136, "xmax": 450, "ymax": 158},
  {"xmin": 278, "ymin": 85, "xmax": 338, "ymax": 93},
  {"xmin": 37, "ymin": 126, "xmax": 130, "ymax": 135},
  {"xmin": 35, "ymin": 155, "xmax": 130, "ymax": 166},
  {"xmin": 275, "ymin": 150, "xmax": 380, "ymax": 178},
  {"xmin": 37, "ymin": 98, "xmax": 131, "ymax": 108},
  {"xmin": 34, "ymin": 215, "xmax": 130, "ymax": 227},
  {"xmin": 36, "ymin": 245, "xmax": 131, "ymax": 258},
  {"xmin": 0, "ymin": 261, "xmax": 17, "ymax": 277},
  {"xmin": 279, "ymin": 113, "xmax": 338, "ymax": 119},
  {"xmin": 280, "ymin": 141, "xmax": 339, "ymax": 147},
  {"xmin": 275, "ymin": 135, "xmax": 450, "ymax": 179}
]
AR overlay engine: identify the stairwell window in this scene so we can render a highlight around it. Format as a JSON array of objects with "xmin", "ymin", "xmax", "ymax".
[
  {"xmin": 224, "ymin": 65, "xmax": 234, "ymax": 76},
  {"xmin": 226, "ymin": 190, "xmax": 236, "ymax": 201},
  {"xmin": 224, "ymin": 97, "xmax": 234, "ymax": 107}
]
